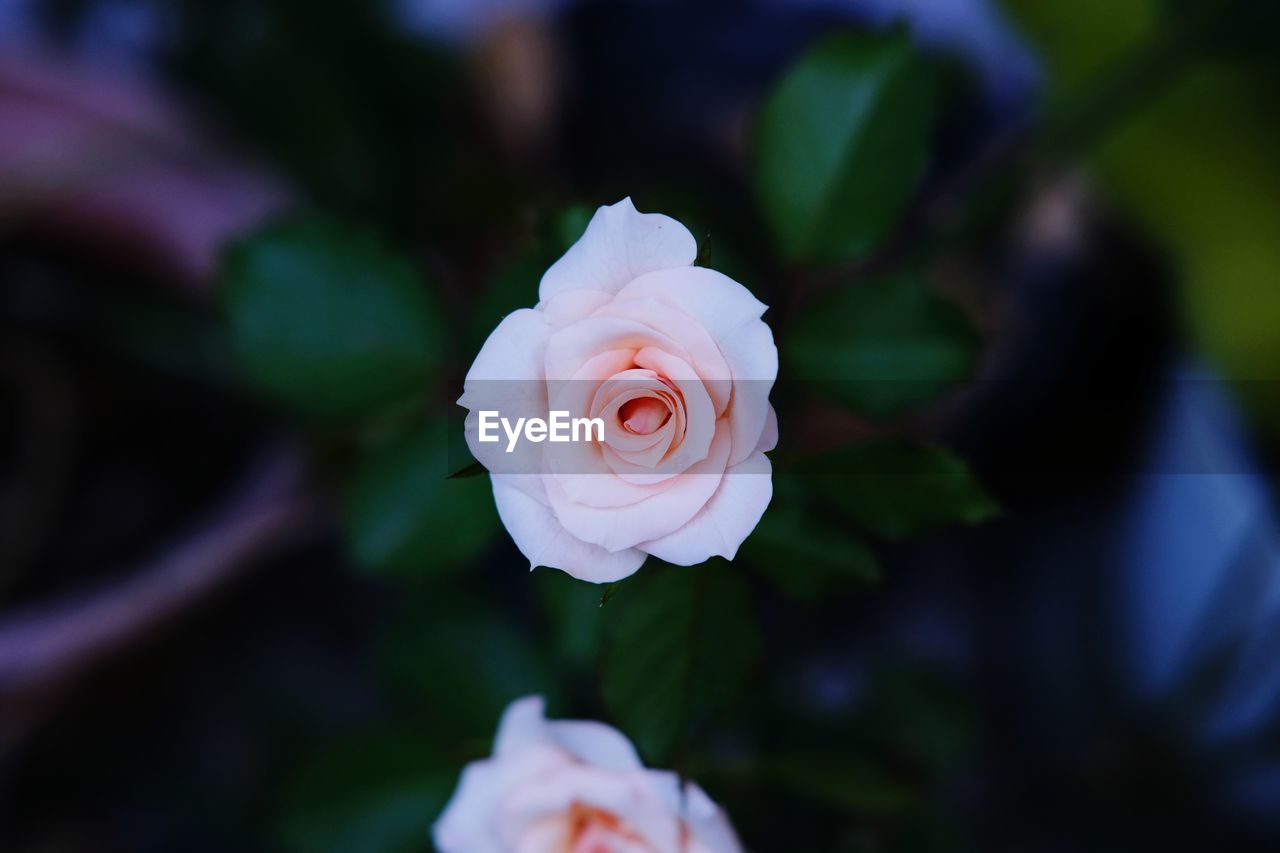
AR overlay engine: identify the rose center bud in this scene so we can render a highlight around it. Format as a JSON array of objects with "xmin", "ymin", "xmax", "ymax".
[
  {"xmin": 618, "ymin": 397, "xmax": 671, "ymax": 436},
  {"xmin": 567, "ymin": 804, "xmax": 648, "ymax": 853}
]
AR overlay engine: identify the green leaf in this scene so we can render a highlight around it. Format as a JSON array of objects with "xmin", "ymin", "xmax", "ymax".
[
  {"xmin": 278, "ymin": 729, "xmax": 451, "ymax": 853},
  {"xmin": 790, "ymin": 275, "xmax": 978, "ymax": 418},
  {"xmin": 802, "ymin": 440, "xmax": 997, "ymax": 538},
  {"xmin": 221, "ymin": 215, "xmax": 441, "ymax": 419},
  {"xmin": 344, "ymin": 420, "xmax": 496, "ymax": 578},
  {"xmin": 603, "ymin": 563, "xmax": 759, "ymax": 764},
  {"xmin": 741, "ymin": 503, "xmax": 880, "ymax": 599},
  {"xmin": 754, "ymin": 30, "xmax": 935, "ymax": 264},
  {"xmin": 382, "ymin": 601, "xmax": 554, "ymax": 739},
  {"xmin": 536, "ymin": 570, "xmax": 607, "ymax": 671},
  {"xmin": 445, "ymin": 460, "xmax": 487, "ymax": 479}
]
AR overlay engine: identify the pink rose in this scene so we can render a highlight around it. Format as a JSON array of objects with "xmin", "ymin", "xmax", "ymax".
[
  {"xmin": 459, "ymin": 198, "xmax": 777, "ymax": 582},
  {"xmin": 433, "ymin": 696, "xmax": 743, "ymax": 852}
]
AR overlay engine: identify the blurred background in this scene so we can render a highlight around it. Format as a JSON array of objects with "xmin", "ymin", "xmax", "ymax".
[{"xmin": 2, "ymin": 0, "xmax": 1280, "ymax": 851}]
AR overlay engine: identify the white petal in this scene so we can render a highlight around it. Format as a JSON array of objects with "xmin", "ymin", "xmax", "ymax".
[
  {"xmin": 681, "ymin": 781, "xmax": 745, "ymax": 853},
  {"xmin": 545, "ymin": 719, "xmax": 644, "ymax": 772},
  {"xmin": 493, "ymin": 695, "xmax": 551, "ymax": 756},
  {"xmin": 492, "ymin": 694, "xmax": 646, "ymax": 773},
  {"xmin": 639, "ymin": 451, "xmax": 773, "ymax": 565},
  {"xmin": 614, "ymin": 267, "xmax": 768, "ymax": 344},
  {"xmin": 720, "ymin": 320, "xmax": 779, "ymax": 465},
  {"xmin": 432, "ymin": 761, "xmax": 511, "ymax": 853},
  {"xmin": 756, "ymin": 404, "xmax": 779, "ymax": 454},
  {"xmin": 457, "ymin": 309, "xmax": 551, "ymax": 475},
  {"xmin": 538, "ymin": 197, "xmax": 697, "ymax": 302},
  {"xmin": 538, "ymin": 288, "xmax": 613, "ymax": 327},
  {"xmin": 493, "ymin": 475, "xmax": 647, "ymax": 583}
]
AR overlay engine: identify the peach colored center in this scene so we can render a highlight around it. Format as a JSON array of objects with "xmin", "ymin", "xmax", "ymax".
[
  {"xmin": 618, "ymin": 397, "xmax": 671, "ymax": 436},
  {"xmin": 566, "ymin": 804, "xmax": 646, "ymax": 853}
]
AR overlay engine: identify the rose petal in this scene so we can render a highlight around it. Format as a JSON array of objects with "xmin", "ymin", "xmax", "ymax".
[
  {"xmin": 436, "ymin": 722, "xmax": 565, "ymax": 853},
  {"xmin": 432, "ymin": 760, "xmax": 516, "ymax": 852},
  {"xmin": 545, "ymin": 347, "xmax": 714, "ymax": 508},
  {"xmin": 682, "ymin": 782, "xmax": 745, "ymax": 853},
  {"xmin": 546, "ymin": 721, "xmax": 645, "ymax": 773},
  {"xmin": 545, "ymin": 314, "xmax": 689, "ymax": 381},
  {"xmin": 547, "ymin": 345, "xmax": 717, "ymax": 509},
  {"xmin": 458, "ymin": 308, "xmax": 551, "ymax": 475},
  {"xmin": 546, "ymin": 424, "xmax": 731, "ymax": 552},
  {"xmin": 619, "ymin": 396, "xmax": 670, "ymax": 435},
  {"xmin": 494, "ymin": 696, "xmax": 646, "ymax": 773},
  {"xmin": 592, "ymin": 296, "xmax": 732, "ymax": 416},
  {"xmin": 546, "ymin": 358, "xmax": 681, "ymax": 509},
  {"xmin": 598, "ymin": 389, "xmax": 680, "ymax": 462},
  {"xmin": 719, "ymin": 318, "xmax": 778, "ymax": 466},
  {"xmin": 435, "ymin": 696, "xmax": 743, "ymax": 853},
  {"xmin": 756, "ymin": 404, "xmax": 779, "ymax": 454},
  {"xmin": 502, "ymin": 766, "xmax": 682, "ymax": 852},
  {"xmin": 615, "ymin": 267, "xmax": 778, "ymax": 464},
  {"xmin": 492, "ymin": 475, "xmax": 647, "ymax": 582},
  {"xmin": 539, "ymin": 288, "xmax": 613, "ymax": 327},
  {"xmin": 638, "ymin": 450, "xmax": 772, "ymax": 565},
  {"xmin": 633, "ymin": 346, "xmax": 716, "ymax": 471},
  {"xmin": 591, "ymin": 371, "xmax": 675, "ymax": 452},
  {"xmin": 615, "ymin": 267, "xmax": 768, "ymax": 336},
  {"xmin": 538, "ymin": 197, "xmax": 696, "ymax": 303}
]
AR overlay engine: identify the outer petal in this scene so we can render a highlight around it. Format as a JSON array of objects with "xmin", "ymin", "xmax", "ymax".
[
  {"xmin": 492, "ymin": 475, "xmax": 646, "ymax": 583},
  {"xmin": 495, "ymin": 696, "xmax": 644, "ymax": 772},
  {"xmin": 638, "ymin": 451, "xmax": 773, "ymax": 565},
  {"xmin": 493, "ymin": 695, "xmax": 553, "ymax": 756},
  {"xmin": 539, "ymin": 288, "xmax": 613, "ymax": 328},
  {"xmin": 719, "ymin": 318, "xmax": 778, "ymax": 465},
  {"xmin": 682, "ymin": 782, "xmax": 745, "ymax": 853},
  {"xmin": 614, "ymin": 267, "xmax": 768, "ymax": 344},
  {"xmin": 457, "ymin": 308, "xmax": 551, "ymax": 476},
  {"xmin": 756, "ymin": 404, "xmax": 779, "ymax": 454},
  {"xmin": 538, "ymin": 197, "xmax": 697, "ymax": 303},
  {"xmin": 432, "ymin": 761, "xmax": 512, "ymax": 853},
  {"xmin": 435, "ymin": 700, "xmax": 569, "ymax": 853},
  {"xmin": 547, "ymin": 720, "xmax": 645, "ymax": 772}
]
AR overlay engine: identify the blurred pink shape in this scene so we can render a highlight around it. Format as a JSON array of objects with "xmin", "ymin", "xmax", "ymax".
[{"xmin": 0, "ymin": 50, "xmax": 294, "ymax": 292}]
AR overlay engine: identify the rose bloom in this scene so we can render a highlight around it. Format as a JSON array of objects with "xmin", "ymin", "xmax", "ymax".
[
  {"xmin": 433, "ymin": 696, "xmax": 743, "ymax": 852},
  {"xmin": 459, "ymin": 198, "xmax": 777, "ymax": 582}
]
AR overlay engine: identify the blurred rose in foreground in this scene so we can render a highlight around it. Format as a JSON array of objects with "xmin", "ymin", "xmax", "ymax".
[
  {"xmin": 459, "ymin": 198, "xmax": 778, "ymax": 582},
  {"xmin": 0, "ymin": 51, "xmax": 292, "ymax": 288},
  {"xmin": 434, "ymin": 696, "xmax": 742, "ymax": 852}
]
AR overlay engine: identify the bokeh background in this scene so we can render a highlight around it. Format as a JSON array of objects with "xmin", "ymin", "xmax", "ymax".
[{"xmin": 2, "ymin": 0, "xmax": 1280, "ymax": 851}]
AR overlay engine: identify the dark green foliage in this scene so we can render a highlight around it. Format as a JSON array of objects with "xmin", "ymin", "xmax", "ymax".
[
  {"xmin": 221, "ymin": 216, "xmax": 441, "ymax": 419},
  {"xmin": 741, "ymin": 501, "xmax": 881, "ymax": 599},
  {"xmin": 603, "ymin": 563, "xmax": 761, "ymax": 764},
  {"xmin": 803, "ymin": 440, "xmax": 998, "ymax": 538},
  {"xmin": 790, "ymin": 275, "xmax": 978, "ymax": 418},
  {"xmin": 278, "ymin": 729, "xmax": 451, "ymax": 853},
  {"xmin": 344, "ymin": 421, "xmax": 497, "ymax": 578},
  {"xmin": 755, "ymin": 30, "xmax": 935, "ymax": 264}
]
